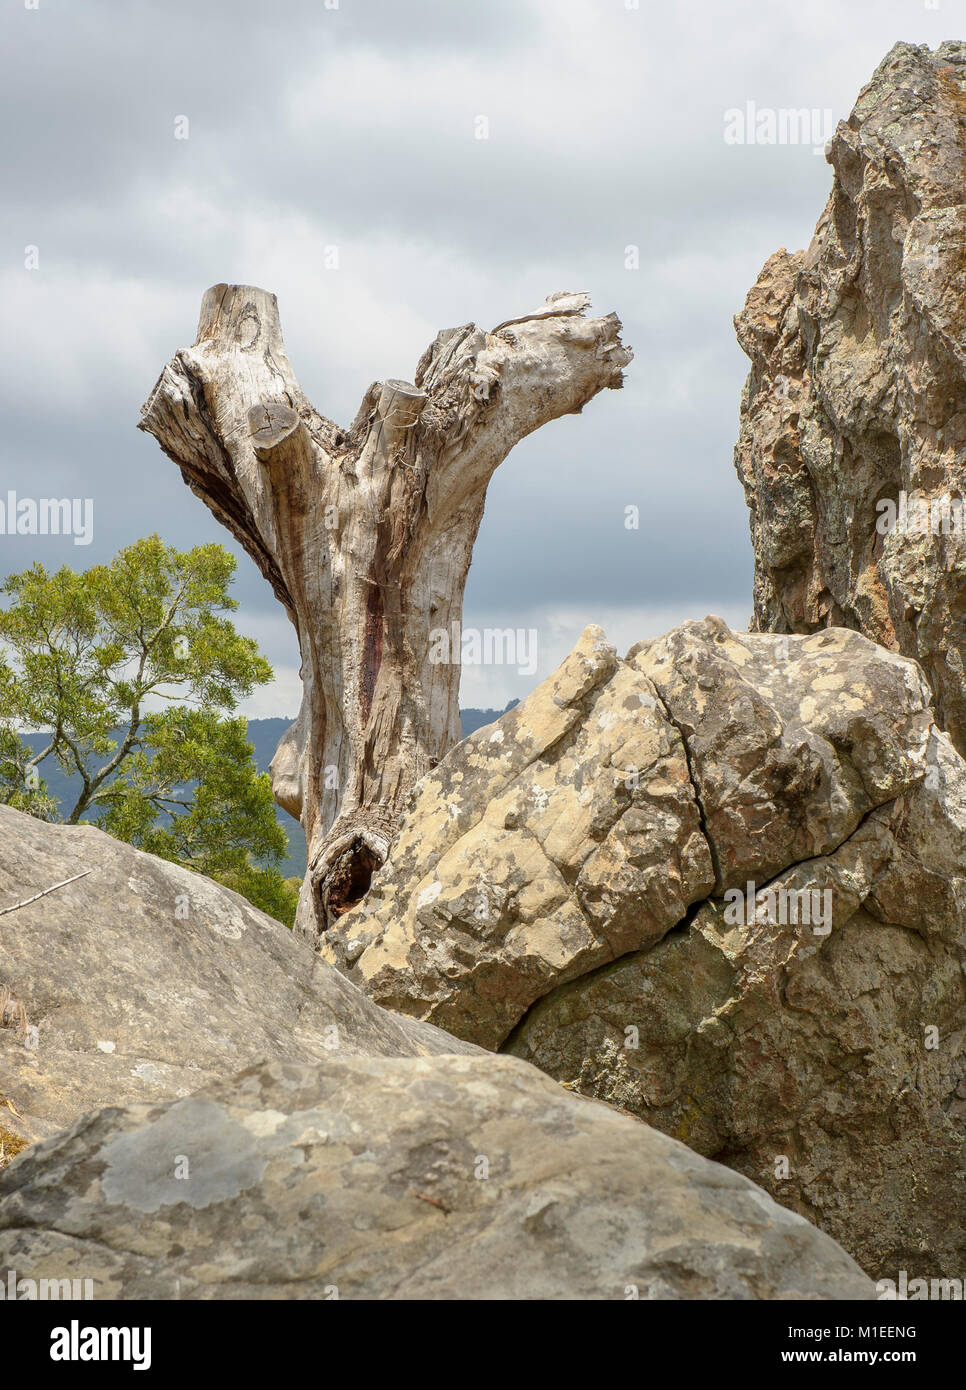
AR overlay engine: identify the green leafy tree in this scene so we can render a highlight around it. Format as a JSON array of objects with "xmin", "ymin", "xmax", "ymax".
[
  {"xmin": 0, "ymin": 724, "xmax": 59, "ymax": 820},
  {"xmin": 0, "ymin": 536, "xmax": 298, "ymax": 926}
]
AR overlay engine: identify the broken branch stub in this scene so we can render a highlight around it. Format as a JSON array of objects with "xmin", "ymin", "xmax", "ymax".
[{"xmin": 139, "ymin": 283, "xmax": 632, "ymax": 941}]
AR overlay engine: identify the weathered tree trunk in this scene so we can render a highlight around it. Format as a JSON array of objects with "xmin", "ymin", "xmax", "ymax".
[{"xmin": 140, "ymin": 285, "xmax": 631, "ymax": 941}]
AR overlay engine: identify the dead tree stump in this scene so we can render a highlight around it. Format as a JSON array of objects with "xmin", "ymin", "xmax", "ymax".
[{"xmin": 140, "ymin": 285, "xmax": 631, "ymax": 941}]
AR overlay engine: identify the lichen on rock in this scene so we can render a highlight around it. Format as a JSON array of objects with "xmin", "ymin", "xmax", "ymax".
[
  {"xmin": 322, "ymin": 617, "xmax": 966, "ymax": 1280},
  {"xmin": 734, "ymin": 40, "xmax": 966, "ymax": 757}
]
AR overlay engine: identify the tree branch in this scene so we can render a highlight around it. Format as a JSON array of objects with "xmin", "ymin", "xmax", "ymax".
[
  {"xmin": 0, "ymin": 870, "xmax": 93, "ymax": 917},
  {"xmin": 140, "ymin": 282, "xmax": 632, "ymax": 936}
]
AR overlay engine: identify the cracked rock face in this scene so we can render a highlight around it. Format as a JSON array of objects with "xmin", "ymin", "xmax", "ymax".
[
  {"xmin": 0, "ymin": 805, "xmax": 480, "ymax": 1157},
  {"xmin": 322, "ymin": 626, "xmax": 715, "ymax": 1049},
  {"xmin": 0, "ymin": 1052, "xmax": 874, "ymax": 1300},
  {"xmin": 321, "ymin": 619, "xmax": 966, "ymax": 1279},
  {"xmin": 735, "ymin": 40, "xmax": 966, "ymax": 757}
]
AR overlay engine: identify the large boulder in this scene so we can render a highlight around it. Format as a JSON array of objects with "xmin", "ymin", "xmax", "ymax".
[
  {"xmin": 734, "ymin": 40, "xmax": 966, "ymax": 755},
  {"xmin": 321, "ymin": 620, "xmax": 966, "ymax": 1280},
  {"xmin": 0, "ymin": 1052, "xmax": 874, "ymax": 1300},
  {"xmin": 321, "ymin": 626, "xmax": 715, "ymax": 1049},
  {"xmin": 0, "ymin": 804, "xmax": 479, "ymax": 1160}
]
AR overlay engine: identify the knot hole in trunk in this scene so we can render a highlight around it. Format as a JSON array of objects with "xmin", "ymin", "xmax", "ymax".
[{"xmin": 322, "ymin": 839, "xmax": 382, "ymax": 924}]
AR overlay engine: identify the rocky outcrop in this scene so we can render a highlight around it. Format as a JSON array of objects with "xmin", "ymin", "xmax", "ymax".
[
  {"xmin": 321, "ymin": 626, "xmax": 715, "ymax": 1049},
  {"xmin": 0, "ymin": 1051, "xmax": 874, "ymax": 1300},
  {"xmin": 0, "ymin": 804, "xmax": 479, "ymax": 1159},
  {"xmin": 0, "ymin": 802, "xmax": 875, "ymax": 1300},
  {"xmin": 734, "ymin": 40, "xmax": 966, "ymax": 755},
  {"xmin": 321, "ymin": 620, "xmax": 966, "ymax": 1279}
]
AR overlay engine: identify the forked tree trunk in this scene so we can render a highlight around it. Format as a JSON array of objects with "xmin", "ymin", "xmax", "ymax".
[{"xmin": 140, "ymin": 284, "xmax": 631, "ymax": 942}]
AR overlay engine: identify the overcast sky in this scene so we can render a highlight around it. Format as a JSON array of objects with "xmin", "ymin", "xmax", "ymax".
[{"xmin": 1, "ymin": 0, "xmax": 959, "ymax": 713}]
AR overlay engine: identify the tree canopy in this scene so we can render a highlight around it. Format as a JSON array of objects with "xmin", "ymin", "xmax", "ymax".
[{"xmin": 0, "ymin": 536, "xmax": 298, "ymax": 925}]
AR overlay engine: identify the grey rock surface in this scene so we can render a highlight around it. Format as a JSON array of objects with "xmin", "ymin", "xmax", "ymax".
[
  {"xmin": 321, "ymin": 619, "xmax": 966, "ymax": 1280},
  {"xmin": 0, "ymin": 804, "xmax": 479, "ymax": 1158},
  {"xmin": 734, "ymin": 40, "xmax": 966, "ymax": 756},
  {"xmin": 0, "ymin": 1052, "xmax": 875, "ymax": 1300}
]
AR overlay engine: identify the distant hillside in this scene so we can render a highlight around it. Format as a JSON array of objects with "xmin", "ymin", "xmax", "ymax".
[
  {"xmin": 20, "ymin": 719, "xmax": 309, "ymax": 881},
  {"xmin": 19, "ymin": 702, "xmax": 520, "ymax": 880},
  {"xmin": 460, "ymin": 700, "xmax": 519, "ymax": 738}
]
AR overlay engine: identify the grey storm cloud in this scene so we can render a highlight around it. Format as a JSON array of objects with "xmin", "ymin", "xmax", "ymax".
[{"xmin": 1, "ymin": 0, "xmax": 956, "ymax": 708}]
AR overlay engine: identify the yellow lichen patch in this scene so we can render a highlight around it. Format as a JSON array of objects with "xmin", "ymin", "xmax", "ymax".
[{"xmin": 0, "ymin": 1124, "xmax": 29, "ymax": 1169}]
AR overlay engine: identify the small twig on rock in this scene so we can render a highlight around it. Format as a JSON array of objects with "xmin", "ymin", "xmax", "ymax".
[
  {"xmin": 0, "ymin": 870, "xmax": 93, "ymax": 917},
  {"xmin": 412, "ymin": 1190, "xmax": 450, "ymax": 1214}
]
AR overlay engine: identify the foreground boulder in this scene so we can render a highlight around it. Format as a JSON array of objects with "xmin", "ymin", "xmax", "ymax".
[
  {"xmin": 321, "ymin": 620, "xmax": 966, "ymax": 1280},
  {"xmin": 0, "ymin": 804, "xmax": 478, "ymax": 1159},
  {"xmin": 0, "ymin": 1052, "xmax": 874, "ymax": 1300},
  {"xmin": 735, "ymin": 40, "xmax": 966, "ymax": 755}
]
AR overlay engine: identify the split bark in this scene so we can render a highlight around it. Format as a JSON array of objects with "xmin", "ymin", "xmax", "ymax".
[{"xmin": 139, "ymin": 285, "xmax": 631, "ymax": 941}]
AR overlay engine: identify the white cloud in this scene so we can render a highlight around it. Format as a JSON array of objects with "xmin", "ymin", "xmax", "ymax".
[
  {"xmin": 238, "ymin": 665, "xmax": 303, "ymax": 722},
  {"xmin": 2, "ymin": 0, "xmax": 952, "ymax": 716},
  {"xmin": 458, "ymin": 599, "xmax": 753, "ymax": 708}
]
